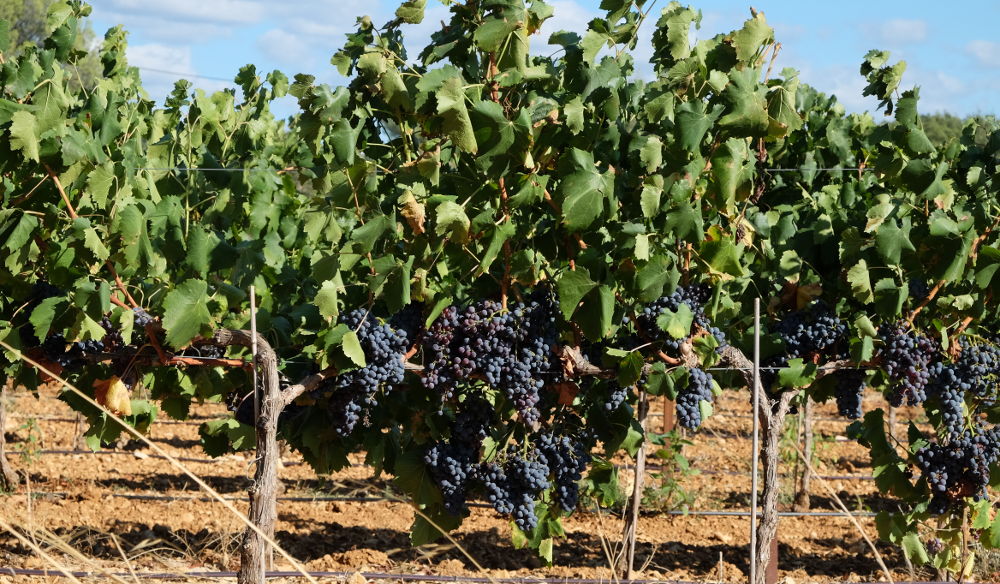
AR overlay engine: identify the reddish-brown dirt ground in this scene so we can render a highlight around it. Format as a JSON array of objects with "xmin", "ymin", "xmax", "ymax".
[{"xmin": 0, "ymin": 386, "xmax": 973, "ymax": 583}]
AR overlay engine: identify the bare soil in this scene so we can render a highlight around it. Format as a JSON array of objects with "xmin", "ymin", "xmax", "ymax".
[{"xmin": 0, "ymin": 387, "xmax": 939, "ymax": 583}]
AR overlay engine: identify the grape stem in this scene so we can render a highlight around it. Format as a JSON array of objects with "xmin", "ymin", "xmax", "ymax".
[{"xmin": 907, "ymin": 279, "xmax": 946, "ymax": 323}]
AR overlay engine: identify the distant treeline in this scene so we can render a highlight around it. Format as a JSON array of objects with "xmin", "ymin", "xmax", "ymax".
[{"xmin": 921, "ymin": 112, "xmax": 998, "ymax": 146}]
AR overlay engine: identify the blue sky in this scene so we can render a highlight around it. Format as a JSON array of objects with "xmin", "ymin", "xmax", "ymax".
[{"xmin": 86, "ymin": 0, "xmax": 999, "ymax": 117}]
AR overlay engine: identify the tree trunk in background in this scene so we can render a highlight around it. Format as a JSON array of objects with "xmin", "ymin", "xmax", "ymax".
[
  {"xmin": 213, "ymin": 330, "xmax": 282, "ymax": 584},
  {"xmin": 793, "ymin": 397, "xmax": 813, "ymax": 511},
  {"xmin": 0, "ymin": 382, "xmax": 19, "ymax": 490}
]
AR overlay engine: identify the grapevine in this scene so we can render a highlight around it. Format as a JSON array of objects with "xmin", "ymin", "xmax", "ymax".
[{"xmin": 0, "ymin": 0, "xmax": 999, "ymax": 579}]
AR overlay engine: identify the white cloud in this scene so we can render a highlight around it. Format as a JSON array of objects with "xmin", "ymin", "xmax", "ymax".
[
  {"xmin": 128, "ymin": 43, "xmax": 195, "ymax": 76},
  {"xmin": 257, "ymin": 29, "xmax": 312, "ymax": 65},
  {"xmin": 877, "ymin": 19, "xmax": 927, "ymax": 45},
  {"xmin": 537, "ymin": 0, "xmax": 598, "ymax": 39},
  {"xmin": 97, "ymin": 12, "xmax": 237, "ymax": 43},
  {"xmin": 966, "ymin": 40, "xmax": 1000, "ymax": 68},
  {"xmin": 99, "ymin": 0, "xmax": 266, "ymax": 25},
  {"xmin": 127, "ymin": 43, "xmax": 231, "ymax": 102}
]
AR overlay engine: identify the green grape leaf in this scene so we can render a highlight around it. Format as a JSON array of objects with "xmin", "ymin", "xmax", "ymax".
[
  {"xmin": 9, "ymin": 110, "xmax": 40, "ymax": 162},
  {"xmin": 559, "ymin": 169, "xmax": 607, "ymax": 231},
  {"xmin": 875, "ymin": 221, "xmax": 915, "ymax": 264},
  {"xmin": 564, "ymin": 96, "xmax": 584, "ymax": 134},
  {"xmin": 776, "ymin": 358, "xmax": 817, "ymax": 389},
  {"xmin": 556, "ymin": 268, "xmax": 597, "ymax": 320},
  {"xmin": 434, "ymin": 201, "xmax": 471, "ymax": 243},
  {"xmin": 577, "ymin": 285, "xmax": 616, "ymax": 340},
  {"xmin": 901, "ymin": 533, "xmax": 929, "ymax": 564},
  {"xmin": 395, "ymin": 0, "xmax": 427, "ymax": 24},
  {"xmin": 161, "ymin": 279, "xmax": 214, "ymax": 348},
  {"xmin": 676, "ymin": 100, "xmax": 720, "ymax": 153},
  {"xmin": 655, "ymin": 303, "xmax": 694, "ymax": 340},
  {"xmin": 847, "ymin": 260, "xmax": 874, "ymax": 304},
  {"xmin": 474, "ymin": 16, "xmax": 520, "ymax": 52},
  {"xmin": 200, "ymin": 419, "xmax": 256, "ymax": 457},
  {"xmin": 640, "ymin": 135, "xmax": 662, "ymax": 173},
  {"xmin": 436, "ymin": 76, "xmax": 477, "ymax": 153},
  {"xmin": 315, "ymin": 279, "xmax": 341, "ymax": 320},
  {"xmin": 341, "ymin": 330, "xmax": 367, "ymax": 368},
  {"xmin": 732, "ymin": 12, "xmax": 773, "ymax": 63}
]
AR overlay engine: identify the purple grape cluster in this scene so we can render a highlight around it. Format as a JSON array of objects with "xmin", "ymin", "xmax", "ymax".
[
  {"xmin": 534, "ymin": 431, "xmax": 591, "ymax": 513},
  {"xmin": 421, "ymin": 292, "xmax": 559, "ymax": 424},
  {"xmin": 923, "ymin": 339, "xmax": 1000, "ymax": 437},
  {"xmin": 427, "ymin": 420, "xmax": 593, "ymax": 531},
  {"xmin": 496, "ymin": 453, "xmax": 552, "ymax": 532},
  {"xmin": 424, "ymin": 441, "xmax": 477, "ymax": 514},
  {"xmin": 833, "ymin": 369, "xmax": 866, "ymax": 419},
  {"xmin": 636, "ymin": 284, "xmax": 726, "ymax": 356},
  {"xmin": 953, "ymin": 339, "xmax": 1000, "ymax": 407},
  {"xmin": 772, "ymin": 301, "xmax": 846, "ymax": 359},
  {"xmin": 676, "ymin": 367, "xmax": 714, "ymax": 429},
  {"xmin": 181, "ymin": 343, "xmax": 225, "ymax": 359},
  {"xmin": 388, "ymin": 303, "xmax": 424, "ymax": 346},
  {"xmin": 132, "ymin": 307, "xmax": 155, "ymax": 327},
  {"xmin": 451, "ymin": 396, "xmax": 493, "ymax": 445},
  {"xmin": 603, "ymin": 381, "xmax": 630, "ymax": 413},
  {"xmin": 99, "ymin": 317, "xmax": 124, "ymax": 352},
  {"xmin": 914, "ymin": 427, "xmax": 1000, "ymax": 514},
  {"xmin": 16, "ymin": 283, "xmax": 121, "ymax": 371},
  {"xmin": 315, "ymin": 309, "xmax": 409, "ymax": 436},
  {"xmin": 879, "ymin": 323, "xmax": 938, "ymax": 406},
  {"xmin": 909, "ymin": 278, "xmax": 931, "ymax": 303}
]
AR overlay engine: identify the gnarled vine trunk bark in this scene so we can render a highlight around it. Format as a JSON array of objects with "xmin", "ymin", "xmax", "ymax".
[
  {"xmin": 717, "ymin": 346, "xmax": 844, "ymax": 584},
  {"xmin": 0, "ymin": 381, "xmax": 18, "ymax": 490},
  {"xmin": 754, "ymin": 391, "xmax": 795, "ymax": 584},
  {"xmin": 213, "ymin": 330, "xmax": 281, "ymax": 584}
]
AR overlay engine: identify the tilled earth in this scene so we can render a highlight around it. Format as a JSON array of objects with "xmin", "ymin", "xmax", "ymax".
[{"xmin": 0, "ymin": 387, "xmax": 941, "ymax": 583}]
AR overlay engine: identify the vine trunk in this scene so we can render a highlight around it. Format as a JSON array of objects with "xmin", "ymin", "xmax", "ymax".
[
  {"xmin": 755, "ymin": 391, "xmax": 795, "ymax": 584},
  {"xmin": 213, "ymin": 330, "xmax": 282, "ymax": 584}
]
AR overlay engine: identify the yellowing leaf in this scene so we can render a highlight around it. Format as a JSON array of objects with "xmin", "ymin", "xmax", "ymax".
[
  {"xmin": 399, "ymin": 190, "xmax": 426, "ymax": 235},
  {"xmin": 93, "ymin": 376, "xmax": 133, "ymax": 416}
]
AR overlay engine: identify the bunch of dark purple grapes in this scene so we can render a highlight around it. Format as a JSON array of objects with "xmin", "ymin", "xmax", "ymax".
[
  {"xmin": 923, "ymin": 338, "xmax": 1000, "ymax": 437},
  {"xmin": 18, "ymin": 282, "xmax": 123, "ymax": 371},
  {"xmin": 676, "ymin": 367, "xmax": 715, "ymax": 429},
  {"xmin": 832, "ymin": 369, "xmax": 866, "ymax": 419},
  {"xmin": 772, "ymin": 301, "xmax": 846, "ymax": 359},
  {"xmin": 314, "ymin": 308, "xmax": 411, "ymax": 436},
  {"xmin": 421, "ymin": 292, "xmax": 559, "ymax": 425},
  {"xmin": 636, "ymin": 284, "xmax": 726, "ymax": 357},
  {"xmin": 914, "ymin": 426, "xmax": 1000, "ymax": 514},
  {"xmin": 878, "ymin": 322, "xmax": 938, "ymax": 406}
]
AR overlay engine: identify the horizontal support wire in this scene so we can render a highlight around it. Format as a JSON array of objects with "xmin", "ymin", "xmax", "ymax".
[
  {"xmin": 115, "ymin": 166, "xmax": 872, "ymax": 174},
  {"xmin": 31, "ymin": 449, "xmax": 876, "ymax": 481},
  {"xmin": 0, "ymin": 568, "xmax": 935, "ymax": 583},
  {"xmin": 20, "ymin": 490, "xmax": 879, "ymax": 518},
  {"xmin": 136, "ymin": 67, "xmax": 234, "ymax": 83},
  {"xmin": 0, "ymin": 568, "xmax": 690, "ymax": 583}
]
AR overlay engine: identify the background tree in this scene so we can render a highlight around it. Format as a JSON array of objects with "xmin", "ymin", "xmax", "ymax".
[
  {"xmin": 0, "ymin": 0, "xmax": 100, "ymax": 90},
  {"xmin": 920, "ymin": 112, "xmax": 964, "ymax": 146}
]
